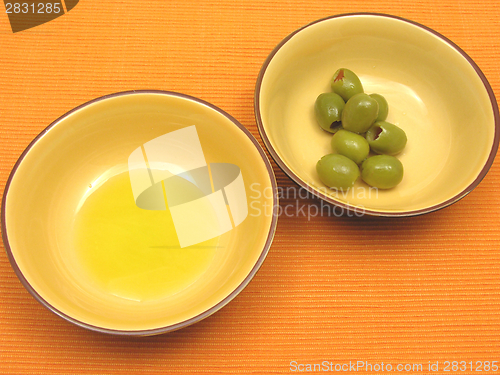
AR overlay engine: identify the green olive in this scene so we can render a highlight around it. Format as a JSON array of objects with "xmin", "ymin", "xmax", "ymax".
[
  {"xmin": 314, "ymin": 93, "xmax": 345, "ymax": 133},
  {"xmin": 330, "ymin": 68, "xmax": 364, "ymax": 102},
  {"xmin": 316, "ymin": 154, "xmax": 360, "ymax": 190},
  {"xmin": 361, "ymin": 155, "xmax": 404, "ymax": 189},
  {"xmin": 366, "ymin": 121, "xmax": 407, "ymax": 155},
  {"xmin": 341, "ymin": 93, "xmax": 379, "ymax": 134},
  {"xmin": 369, "ymin": 93, "xmax": 389, "ymax": 121},
  {"xmin": 331, "ymin": 129, "xmax": 370, "ymax": 165}
]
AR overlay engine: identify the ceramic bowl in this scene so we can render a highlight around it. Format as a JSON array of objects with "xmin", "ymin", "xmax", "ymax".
[
  {"xmin": 255, "ymin": 13, "xmax": 499, "ymax": 216},
  {"xmin": 2, "ymin": 91, "xmax": 277, "ymax": 335}
]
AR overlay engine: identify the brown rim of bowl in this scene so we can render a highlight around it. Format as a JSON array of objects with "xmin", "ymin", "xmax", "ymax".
[
  {"xmin": 1, "ymin": 90, "xmax": 279, "ymax": 336},
  {"xmin": 254, "ymin": 12, "xmax": 500, "ymax": 217}
]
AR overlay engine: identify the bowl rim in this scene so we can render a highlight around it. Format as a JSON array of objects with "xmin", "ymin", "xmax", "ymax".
[
  {"xmin": 1, "ymin": 90, "xmax": 279, "ymax": 336},
  {"xmin": 254, "ymin": 12, "xmax": 500, "ymax": 217}
]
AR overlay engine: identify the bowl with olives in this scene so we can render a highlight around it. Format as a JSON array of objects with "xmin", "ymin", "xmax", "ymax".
[{"xmin": 255, "ymin": 13, "xmax": 499, "ymax": 216}]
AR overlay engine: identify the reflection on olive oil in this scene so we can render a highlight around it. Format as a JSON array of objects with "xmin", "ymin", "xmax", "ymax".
[{"xmin": 73, "ymin": 172, "xmax": 218, "ymax": 302}]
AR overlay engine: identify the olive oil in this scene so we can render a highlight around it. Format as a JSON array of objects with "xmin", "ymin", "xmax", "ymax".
[{"xmin": 72, "ymin": 171, "xmax": 218, "ymax": 302}]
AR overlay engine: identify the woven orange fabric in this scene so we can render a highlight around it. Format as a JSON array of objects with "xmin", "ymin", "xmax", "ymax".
[{"xmin": 1, "ymin": 1, "xmax": 499, "ymax": 374}]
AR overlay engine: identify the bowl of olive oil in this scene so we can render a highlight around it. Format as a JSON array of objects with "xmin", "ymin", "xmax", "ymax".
[{"xmin": 2, "ymin": 91, "xmax": 278, "ymax": 335}]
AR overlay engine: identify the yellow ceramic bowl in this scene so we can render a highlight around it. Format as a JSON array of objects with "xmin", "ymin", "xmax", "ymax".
[
  {"xmin": 255, "ymin": 13, "xmax": 499, "ymax": 216},
  {"xmin": 2, "ymin": 91, "xmax": 277, "ymax": 335}
]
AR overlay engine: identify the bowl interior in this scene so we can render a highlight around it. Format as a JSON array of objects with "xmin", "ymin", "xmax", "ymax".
[
  {"xmin": 4, "ymin": 92, "xmax": 276, "ymax": 333},
  {"xmin": 257, "ymin": 14, "xmax": 497, "ymax": 214}
]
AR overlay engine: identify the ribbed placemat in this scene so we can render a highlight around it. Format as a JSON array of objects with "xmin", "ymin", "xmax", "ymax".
[{"xmin": 1, "ymin": 1, "xmax": 499, "ymax": 374}]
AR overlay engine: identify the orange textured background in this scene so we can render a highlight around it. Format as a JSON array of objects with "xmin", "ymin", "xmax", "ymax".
[{"xmin": 1, "ymin": 1, "xmax": 500, "ymax": 374}]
